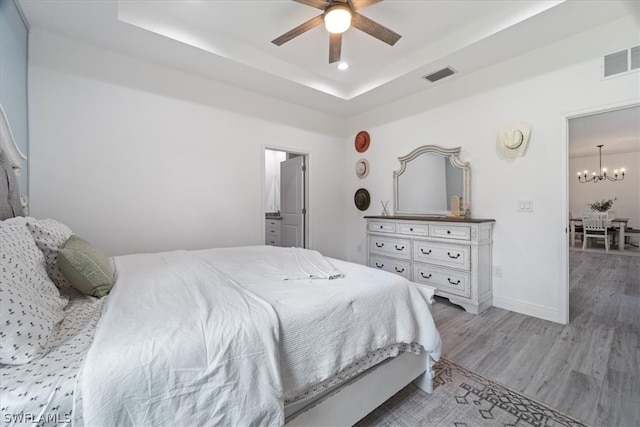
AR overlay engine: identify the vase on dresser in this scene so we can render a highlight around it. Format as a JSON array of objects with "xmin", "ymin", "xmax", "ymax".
[{"xmin": 365, "ymin": 216, "xmax": 495, "ymax": 314}]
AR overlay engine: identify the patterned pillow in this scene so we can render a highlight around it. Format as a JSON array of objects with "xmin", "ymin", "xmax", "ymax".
[
  {"xmin": 0, "ymin": 218, "xmax": 68, "ymax": 364},
  {"xmin": 25, "ymin": 217, "xmax": 81, "ymax": 296}
]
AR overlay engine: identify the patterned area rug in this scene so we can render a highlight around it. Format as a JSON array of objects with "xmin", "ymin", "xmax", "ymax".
[{"xmin": 357, "ymin": 358, "xmax": 588, "ymax": 427}]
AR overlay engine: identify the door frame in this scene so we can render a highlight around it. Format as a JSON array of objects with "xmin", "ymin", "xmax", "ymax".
[
  {"xmin": 562, "ymin": 100, "xmax": 639, "ymax": 324},
  {"xmin": 262, "ymin": 145, "xmax": 310, "ymax": 248}
]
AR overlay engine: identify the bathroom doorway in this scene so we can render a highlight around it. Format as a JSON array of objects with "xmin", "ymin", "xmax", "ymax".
[{"xmin": 264, "ymin": 148, "xmax": 308, "ymax": 248}]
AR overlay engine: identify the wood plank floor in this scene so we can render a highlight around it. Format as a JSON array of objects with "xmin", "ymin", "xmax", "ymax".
[{"xmin": 430, "ymin": 250, "xmax": 640, "ymax": 427}]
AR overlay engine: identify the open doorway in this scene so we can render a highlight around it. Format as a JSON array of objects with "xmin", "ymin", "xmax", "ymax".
[
  {"xmin": 569, "ymin": 106, "xmax": 639, "ymax": 222},
  {"xmin": 566, "ymin": 104, "xmax": 640, "ymax": 321},
  {"xmin": 264, "ymin": 148, "xmax": 308, "ymax": 248}
]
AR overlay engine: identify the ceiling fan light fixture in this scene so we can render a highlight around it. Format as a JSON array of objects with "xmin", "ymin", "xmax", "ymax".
[{"xmin": 324, "ymin": 4, "xmax": 352, "ymax": 34}]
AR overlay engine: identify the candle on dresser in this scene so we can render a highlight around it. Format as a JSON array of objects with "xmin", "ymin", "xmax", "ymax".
[{"xmin": 451, "ymin": 196, "xmax": 461, "ymax": 217}]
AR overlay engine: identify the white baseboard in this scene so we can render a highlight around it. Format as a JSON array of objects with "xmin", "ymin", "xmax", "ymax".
[{"xmin": 492, "ymin": 296, "xmax": 561, "ymax": 323}]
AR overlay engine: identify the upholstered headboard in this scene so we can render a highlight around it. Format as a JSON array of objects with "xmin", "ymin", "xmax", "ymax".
[{"xmin": 0, "ymin": 104, "xmax": 27, "ymax": 220}]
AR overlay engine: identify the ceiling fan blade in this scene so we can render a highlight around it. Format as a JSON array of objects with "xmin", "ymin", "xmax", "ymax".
[
  {"xmin": 351, "ymin": 12, "xmax": 401, "ymax": 46},
  {"xmin": 329, "ymin": 32, "xmax": 342, "ymax": 63},
  {"xmin": 293, "ymin": 0, "xmax": 330, "ymax": 10},
  {"xmin": 351, "ymin": 0, "xmax": 383, "ymax": 11},
  {"xmin": 272, "ymin": 14, "xmax": 324, "ymax": 46}
]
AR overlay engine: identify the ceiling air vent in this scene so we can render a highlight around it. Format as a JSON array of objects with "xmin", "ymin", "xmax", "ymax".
[
  {"xmin": 603, "ymin": 46, "xmax": 639, "ymax": 77},
  {"xmin": 423, "ymin": 67, "xmax": 456, "ymax": 83}
]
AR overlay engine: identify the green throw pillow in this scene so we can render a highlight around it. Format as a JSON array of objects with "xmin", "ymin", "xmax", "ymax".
[{"xmin": 58, "ymin": 235, "xmax": 114, "ymax": 298}]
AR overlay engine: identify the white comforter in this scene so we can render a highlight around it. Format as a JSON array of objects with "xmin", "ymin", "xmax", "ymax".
[
  {"xmin": 76, "ymin": 250, "xmax": 283, "ymax": 426},
  {"xmin": 76, "ymin": 246, "xmax": 441, "ymax": 426}
]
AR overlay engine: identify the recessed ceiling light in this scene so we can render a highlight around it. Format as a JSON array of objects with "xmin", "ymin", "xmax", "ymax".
[{"xmin": 338, "ymin": 62, "xmax": 349, "ymax": 70}]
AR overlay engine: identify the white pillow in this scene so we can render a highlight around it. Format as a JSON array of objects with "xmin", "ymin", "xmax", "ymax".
[
  {"xmin": 25, "ymin": 217, "xmax": 81, "ymax": 296},
  {"xmin": 0, "ymin": 218, "xmax": 68, "ymax": 364}
]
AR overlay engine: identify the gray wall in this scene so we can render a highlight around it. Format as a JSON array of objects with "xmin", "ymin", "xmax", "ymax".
[{"xmin": 0, "ymin": 0, "xmax": 29, "ymax": 195}]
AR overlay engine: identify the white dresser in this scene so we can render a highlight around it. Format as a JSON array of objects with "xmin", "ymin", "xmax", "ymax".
[
  {"xmin": 366, "ymin": 216, "xmax": 495, "ymax": 314},
  {"xmin": 265, "ymin": 218, "xmax": 281, "ymax": 246}
]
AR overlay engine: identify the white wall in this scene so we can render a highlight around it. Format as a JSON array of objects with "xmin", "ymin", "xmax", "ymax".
[
  {"xmin": 28, "ymin": 30, "xmax": 348, "ymax": 259},
  {"xmin": 344, "ymin": 17, "xmax": 639, "ymax": 323},
  {"xmin": 570, "ymin": 151, "xmax": 640, "ymax": 227},
  {"xmin": 27, "ymin": 16, "xmax": 639, "ymax": 324}
]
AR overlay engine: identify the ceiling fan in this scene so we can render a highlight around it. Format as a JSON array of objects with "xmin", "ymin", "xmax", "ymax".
[{"xmin": 272, "ymin": 0, "xmax": 402, "ymax": 64}]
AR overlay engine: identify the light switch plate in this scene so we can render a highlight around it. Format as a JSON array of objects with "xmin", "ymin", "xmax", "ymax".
[
  {"xmin": 493, "ymin": 266, "xmax": 502, "ymax": 277},
  {"xmin": 518, "ymin": 200, "xmax": 533, "ymax": 212}
]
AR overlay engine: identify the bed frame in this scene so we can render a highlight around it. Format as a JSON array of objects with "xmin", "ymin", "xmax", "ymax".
[
  {"xmin": 285, "ymin": 352, "xmax": 434, "ymax": 426},
  {"xmin": 285, "ymin": 285, "xmax": 437, "ymax": 426}
]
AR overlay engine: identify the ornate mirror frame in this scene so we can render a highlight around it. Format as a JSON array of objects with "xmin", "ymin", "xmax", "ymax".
[
  {"xmin": 0, "ymin": 104, "xmax": 28, "ymax": 213},
  {"xmin": 393, "ymin": 145, "xmax": 470, "ymax": 216}
]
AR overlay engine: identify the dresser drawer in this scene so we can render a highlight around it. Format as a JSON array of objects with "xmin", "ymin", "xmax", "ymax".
[
  {"xmin": 369, "ymin": 255, "xmax": 411, "ymax": 279},
  {"xmin": 369, "ymin": 236, "xmax": 411, "ymax": 260},
  {"xmin": 266, "ymin": 219, "xmax": 281, "ymax": 229},
  {"xmin": 266, "ymin": 226, "xmax": 280, "ymax": 237},
  {"xmin": 266, "ymin": 236, "xmax": 281, "ymax": 246},
  {"xmin": 430, "ymin": 224, "xmax": 471, "ymax": 241},
  {"xmin": 414, "ymin": 264, "xmax": 470, "ymax": 298},
  {"xmin": 413, "ymin": 241, "xmax": 470, "ymax": 270},
  {"xmin": 397, "ymin": 222, "xmax": 429, "ymax": 237},
  {"xmin": 368, "ymin": 221, "xmax": 396, "ymax": 234}
]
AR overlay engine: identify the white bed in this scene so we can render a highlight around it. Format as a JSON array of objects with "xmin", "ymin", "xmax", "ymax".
[
  {"xmin": 0, "ymin": 105, "xmax": 441, "ymax": 426},
  {"xmin": 1, "ymin": 240, "xmax": 441, "ymax": 426}
]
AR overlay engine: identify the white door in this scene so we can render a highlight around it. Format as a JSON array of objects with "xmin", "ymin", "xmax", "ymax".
[{"xmin": 280, "ymin": 156, "xmax": 305, "ymax": 248}]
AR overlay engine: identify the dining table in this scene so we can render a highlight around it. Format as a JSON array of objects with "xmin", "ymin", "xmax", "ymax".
[{"xmin": 569, "ymin": 217, "xmax": 630, "ymax": 251}]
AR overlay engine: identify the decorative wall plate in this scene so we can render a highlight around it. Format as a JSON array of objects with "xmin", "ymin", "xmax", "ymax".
[
  {"xmin": 355, "ymin": 131, "xmax": 370, "ymax": 153},
  {"xmin": 354, "ymin": 188, "xmax": 370, "ymax": 211},
  {"xmin": 355, "ymin": 158, "xmax": 369, "ymax": 178}
]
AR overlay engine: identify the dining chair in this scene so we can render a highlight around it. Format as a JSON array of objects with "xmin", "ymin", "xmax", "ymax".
[
  {"xmin": 582, "ymin": 216, "xmax": 610, "ymax": 251},
  {"xmin": 583, "ymin": 212, "xmax": 608, "ymax": 220},
  {"xmin": 569, "ymin": 212, "xmax": 584, "ymax": 245}
]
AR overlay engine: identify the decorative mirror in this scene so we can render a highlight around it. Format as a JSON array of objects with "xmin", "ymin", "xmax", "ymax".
[{"xmin": 393, "ymin": 145, "xmax": 470, "ymax": 216}]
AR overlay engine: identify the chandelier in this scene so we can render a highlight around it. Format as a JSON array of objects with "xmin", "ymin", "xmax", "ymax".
[{"xmin": 577, "ymin": 144, "xmax": 625, "ymax": 183}]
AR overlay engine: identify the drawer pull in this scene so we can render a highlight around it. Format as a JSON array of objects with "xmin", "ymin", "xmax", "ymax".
[
  {"xmin": 420, "ymin": 248, "xmax": 432, "ymax": 255},
  {"xmin": 447, "ymin": 278, "xmax": 461, "ymax": 285},
  {"xmin": 395, "ymin": 245, "xmax": 405, "ymax": 251},
  {"xmin": 410, "ymin": 228, "xmax": 414, "ymax": 231},
  {"xmin": 375, "ymin": 242, "xmax": 384, "ymax": 248},
  {"xmin": 395, "ymin": 267, "xmax": 405, "ymax": 273},
  {"xmin": 375, "ymin": 262, "xmax": 384, "ymax": 268},
  {"xmin": 420, "ymin": 272, "xmax": 432, "ymax": 279},
  {"xmin": 447, "ymin": 252, "xmax": 461, "ymax": 259},
  {"xmin": 379, "ymin": 225, "xmax": 384, "ymax": 229},
  {"xmin": 447, "ymin": 230, "xmax": 451, "ymax": 234}
]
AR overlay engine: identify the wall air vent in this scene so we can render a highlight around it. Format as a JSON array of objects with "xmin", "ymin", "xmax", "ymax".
[
  {"xmin": 631, "ymin": 46, "xmax": 640, "ymax": 70},
  {"xmin": 603, "ymin": 46, "xmax": 639, "ymax": 77},
  {"xmin": 423, "ymin": 67, "xmax": 456, "ymax": 83}
]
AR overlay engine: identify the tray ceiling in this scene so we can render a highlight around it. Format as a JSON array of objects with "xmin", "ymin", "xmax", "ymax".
[{"xmin": 17, "ymin": 0, "xmax": 639, "ymax": 117}]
